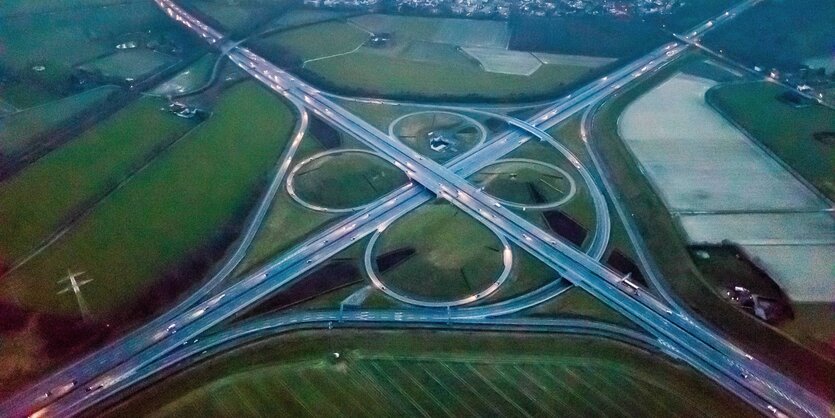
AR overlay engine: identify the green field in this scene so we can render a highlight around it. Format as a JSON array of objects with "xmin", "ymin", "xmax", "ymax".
[
  {"xmin": 337, "ymin": 99, "xmax": 451, "ymax": 133},
  {"xmin": 527, "ymin": 286, "xmax": 636, "ymax": 329},
  {"xmin": 78, "ymin": 50, "xmax": 178, "ymax": 82},
  {"xmin": 0, "ymin": 0, "xmax": 125, "ymax": 17},
  {"xmin": 0, "ymin": 95, "xmax": 197, "ymax": 266},
  {"xmin": 98, "ymin": 330, "xmax": 757, "ymax": 417},
  {"xmin": 476, "ymin": 243, "xmax": 558, "ymax": 304},
  {"xmin": 492, "ymin": 138, "xmax": 598, "ymax": 248},
  {"xmin": 183, "ymin": 0, "xmax": 293, "ymax": 38},
  {"xmin": 306, "ymin": 53, "xmax": 591, "ymax": 101},
  {"xmin": 391, "ymin": 112, "xmax": 484, "ymax": 164},
  {"xmin": 373, "ymin": 202, "xmax": 505, "ymax": 301},
  {"xmin": 250, "ymin": 17, "xmax": 599, "ymax": 101},
  {"xmin": 292, "ymin": 150, "xmax": 407, "ymax": 210},
  {"xmin": 0, "ymin": 85, "xmax": 121, "ymax": 158},
  {"xmin": 707, "ymin": 81, "xmax": 835, "ymax": 201},
  {"xmin": 0, "ymin": 2, "xmax": 198, "ymax": 103},
  {"xmin": 0, "ymin": 81, "xmax": 297, "ymax": 315},
  {"xmin": 259, "ymin": 20, "xmax": 370, "ymax": 61},
  {"xmin": 231, "ymin": 130, "xmax": 375, "ymax": 278},
  {"xmin": 0, "ymin": 81, "xmax": 61, "ymax": 110},
  {"xmin": 472, "ymin": 160, "xmax": 573, "ymax": 207},
  {"xmin": 589, "ymin": 54, "xmax": 835, "ymax": 399},
  {"xmin": 151, "ymin": 53, "xmax": 218, "ymax": 97}
]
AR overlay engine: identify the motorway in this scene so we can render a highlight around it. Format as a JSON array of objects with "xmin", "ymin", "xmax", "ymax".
[
  {"xmin": 95, "ymin": 314, "xmax": 661, "ymax": 410},
  {"xmin": 226, "ymin": 38, "xmax": 828, "ymax": 417},
  {"xmin": 8, "ymin": 0, "xmax": 830, "ymax": 417},
  {"xmin": 166, "ymin": 1, "xmax": 831, "ymax": 415}
]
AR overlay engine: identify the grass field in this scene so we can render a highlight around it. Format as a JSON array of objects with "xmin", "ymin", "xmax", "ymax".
[
  {"xmin": 373, "ymin": 202, "xmax": 505, "ymax": 301},
  {"xmin": 589, "ymin": 54, "xmax": 835, "ymax": 400},
  {"xmin": 527, "ymin": 286, "xmax": 635, "ymax": 329},
  {"xmin": 98, "ymin": 330, "xmax": 757, "ymax": 417},
  {"xmin": 476, "ymin": 243, "xmax": 559, "ymax": 304},
  {"xmin": 0, "ymin": 81, "xmax": 297, "ymax": 315},
  {"xmin": 707, "ymin": 81, "xmax": 835, "ymax": 201},
  {"xmin": 494, "ymin": 139, "xmax": 597, "ymax": 247},
  {"xmin": 0, "ymin": 2, "xmax": 199, "ymax": 101},
  {"xmin": 391, "ymin": 111, "xmax": 485, "ymax": 164},
  {"xmin": 183, "ymin": 0, "xmax": 293, "ymax": 38},
  {"xmin": 306, "ymin": 53, "xmax": 592, "ymax": 100},
  {"xmin": 292, "ymin": 150, "xmax": 407, "ymax": 210},
  {"xmin": 269, "ymin": 9, "xmax": 350, "ymax": 32},
  {"xmin": 0, "ymin": 95, "xmax": 198, "ymax": 266},
  {"xmin": 471, "ymin": 160, "xmax": 574, "ymax": 207},
  {"xmin": 256, "ymin": 20, "xmax": 370, "ymax": 63},
  {"xmin": 151, "ymin": 53, "xmax": 218, "ymax": 97},
  {"xmin": 231, "ymin": 129, "xmax": 375, "ymax": 278},
  {"xmin": 0, "ymin": 0, "xmax": 125, "ymax": 17},
  {"xmin": 350, "ymin": 14, "xmax": 511, "ymax": 48},
  {"xmin": 250, "ymin": 16, "xmax": 601, "ymax": 101},
  {"xmin": 0, "ymin": 81, "xmax": 61, "ymax": 110},
  {"xmin": 78, "ymin": 50, "xmax": 178, "ymax": 82},
  {"xmin": 0, "ymin": 85, "xmax": 121, "ymax": 158}
]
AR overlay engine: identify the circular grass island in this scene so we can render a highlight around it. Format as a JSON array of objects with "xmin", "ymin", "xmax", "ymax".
[
  {"xmin": 471, "ymin": 158, "xmax": 577, "ymax": 210},
  {"xmin": 366, "ymin": 202, "xmax": 511, "ymax": 306},
  {"xmin": 389, "ymin": 111, "xmax": 486, "ymax": 164},
  {"xmin": 287, "ymin": 149, "xmax": 408, "ymax": 212}
]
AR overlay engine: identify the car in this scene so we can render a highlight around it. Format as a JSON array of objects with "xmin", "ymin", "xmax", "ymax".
[{"xmin": 85, "ymin": 384, "xmax": 104, "ymax": 393}]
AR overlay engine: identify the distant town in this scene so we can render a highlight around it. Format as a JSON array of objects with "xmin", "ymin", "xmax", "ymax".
[{"xmin": 302, "ymin": 0, "xmax": 681, "ymax": 19}]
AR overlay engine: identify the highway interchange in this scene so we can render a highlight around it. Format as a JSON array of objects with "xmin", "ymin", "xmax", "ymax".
[{"xmin": 4, "ymin": 0, "xmax": 831, "ymax": 417}]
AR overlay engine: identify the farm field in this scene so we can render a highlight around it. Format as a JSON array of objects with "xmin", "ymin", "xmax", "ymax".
[
  {"xmin": 98, "ymin": 330, "xmax": 758, "ymax": 418},
  {"xmin": 78, "ymin": 50, "xmax": 178, "ymax": 83},
  {"xmin": 590, "ymin": 54, "xmax": 835, "ymax": 394},
  {"xmin": 0, "ymin": 82, "xmax": 61, "ymax": 110},
  {"xmin": 618, "ymin": 72, "xmax": 834, "ymax": 303},
  {"xmin": 0, "ymin": 81, "xmax": 297, "ymax": 315},
  {"xmin": 0, "ymin": 0, "xmax": 125, "ymax": 17},
  {"xmin": 0, "ymin": 85, "xmax": 121, "ymax": 159},
  {"xmin": 0, "ymin": 2, "xmax": 199, "ymax": 101},
  {"xmin": 618, "ymin": 74, "xmax": 822, "ymax": 213},
  {"xmin": 0, "ymin": 95, "xmax": 198, "ymax": 268},
  {"xmin": 707, "ymin": 81, "xmax": 835, "ymax": 201},
  {"xmin": 249, "ymin": 14, "xmax": 610, "ymax": 101}
]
